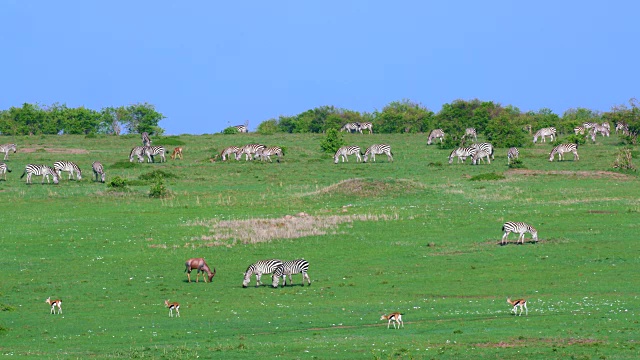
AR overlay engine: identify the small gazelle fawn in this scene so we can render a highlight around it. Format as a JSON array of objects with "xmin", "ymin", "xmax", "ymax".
[
  {"xmin": 165, "ymin": 300, "xmax": 180, "ymax": 317},
  {"xmin": 380, "ymin": 312, "xmax": 404, "ymax": 329},
  {"xmin": 46, "ymin": 297, "xmax": 62, "ymax": 314},
  {"xmin": 507, "ymin": 297, "xmax": 528, "ymax": 316}
]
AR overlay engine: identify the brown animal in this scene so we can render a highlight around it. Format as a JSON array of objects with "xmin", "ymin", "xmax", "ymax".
[
  {"xmin": 165, "ymin": 299, "xmax": 180, "ymax": 317},
  {"xmin": 46, "ymin": 297, "xmax": 62, "ymax": 314},
  {"xmin": 507, "ymin": 297, "xmax": 528, "ymax": 316},
  {"xmin": 380, "ymin": 312, "xmax": 404, "ymax": 329},
  {"xmin": 171, "ymin": 147, "xmax": 183, "ymax": 160},
  {"xmin": 184, "ymin": 258, "xmax": 216, "ymax": 283}
]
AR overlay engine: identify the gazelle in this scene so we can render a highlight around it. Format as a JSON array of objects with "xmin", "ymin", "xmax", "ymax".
[
  {"xmin": 46, "ymin": 297, "xmax": 62, "ymax": 314},
  {"xmin": 380, "ymin": 312, "xmax": 404, "ymax": 329},
  {"xmin": 165, "ymin": 300, "xmax": 180, "ymax": 317},
  {"xmin": 171, "ymin": 147, "xmax": 183, "ymax": 160},
  {"xmin": 184, "ymin": 258, "xmax": 216, "ymax": 283},
  {"xmin": 507, "ymin": 297, "xmax": 528, "ymax": 316}
]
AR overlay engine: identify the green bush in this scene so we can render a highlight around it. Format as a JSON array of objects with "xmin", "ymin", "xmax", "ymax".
[
  {"xmin": 257, "ymin": 119, "xmax": 279, "ymax": 135},
  {"xmin": 223, "ymin": 127, "xmax": 239, "ymax": 135},
  {"xmin": 507, "ymin": 158, "xmax": 526, "ymax": 169},
  {"xmin": 107, "ymin": 176, "xmax": 128, "ymax": 188},
  {"xmin": 553, "ymin": 134, "xmax": 585, "ymax": 146},
  {"xmin": 437, "ymin": 134, "xmax": 461, "ymax": 150},
  {"xmin": 149, "ymin": 179, "xmax": 170, "ymax": 198},
  {"xmin": 139, "ymin": 170, "xmax": 178, "ymax": 181},
  {"xmin": 469, "ymin": 172, "xmax": 506, "ymax": 181},
  {"xmin": 84, "ymin": 133, "xmax": 97, "ymax": 139},
  {"xmin": 320, "ymin": 129, "xmax": 345, "ymax": 154}
]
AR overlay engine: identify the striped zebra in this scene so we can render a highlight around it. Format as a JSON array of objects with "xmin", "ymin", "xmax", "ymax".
[
  {"xmin": 334, "ymin": 146, "xmax": 362, "ymax": 163},
  {"xmin": 448, "ymin": 147, "xmax": 476, "ymax": 164},
  {"xmin": 471, "ymin": 148, "xmax": 491, "ymax": 165},
  {"xmin": 219, "ymin": 146, "xmax": 240, "ymax": 161},
  {"xmin": 533, "ymin": 127, "xmax": 556, "ymax": 143},
  {"xmin": 143, "ymin": 146, "xmax": 167, "ymax": 163},
  {"xmin": 501, "ymin": 222, "xmax": 538, "ymax": 245},
  {"xmin": 574, "ymin": 126, "xmax": 585, "ymax": 135},
  {"xmin": 363, "ymin": 144, "xmax": 393, "ymax": 163},
  {"xmin": 0, "ymin": 143, "xmax": 17, "ymax": 160},
  {"xmin": 359, "ymin": 122, "xmax": 373, "ymax": 134},
  {"xmin": 235, "ymin": 144, "xmax": 266, "ymax": 161},
  {"xmin": 507, "ymin": 147, "xmax": 519, "ymax": 165},
  {"xmin": 427, "ymin": 129, "xmax": 445, "ymax": 145},
  {"xmin": 272, "ymin": 259, "xmax": 311, "ymax": 288},
  {"xmin": 471, "ymin": 142, "xmax": 494, "ymax": 160},
  {"xmin": 615, "ymin": 122, "xmax": 629, "ymax": 135},
  {"xmin": 256, "ymin": 146, "xmax": 284, "ymax": 162},
  {"xmin": 0, "ymin": 162, "xmax": 11, "ymax": 180},
  {"xmin": 340, "ymin": 122, "xmax": 362, "ymax": 133},
  {"xmin": 582, "ymin": 122, "xmax": 598, "ymax": 130},
  {"xmin": 242, "ymin": 259, "xmax": 284, "ymax": 288},
  {"xmin": 92, "ymin": 161, "xmax": 105, "ymax": 183},
  {"xmin": 20, "ymin": 164, "xmax": 59, "ymax": 185},
  {"xmin": 141, "ymin": 132, "xmax": 151, "ymax": 146},
  {"xmin": 129, "ymin": 146, "xmax": 146, "ymax": 163},
  {"xmin": 549, "ymin": 143, "xmax": 579, "ymax": 162},
  {"xmin": 233, "ymin": 125, "xmax": 248, "ymax": 133},
  {"xmin": 591, "ymin": 124, "xmax": 610, "ymax": 138},
  {"xmin": 462, "ymin": 127, "xmax": 477, "ymax": 142},
  {"xmin": 53, "ymin": 161, "xmax": 82, "ymax": 181},
  {"xmin": 601, "ymin": 122, "xmax": 611, "ymax": 131}
]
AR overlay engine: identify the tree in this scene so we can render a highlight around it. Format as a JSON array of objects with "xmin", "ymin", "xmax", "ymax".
[
  {"xmin": 374, "ymin": 99, "xmax": 434, "ymax": 133},
  {"xmin": 320, "ymin": 128, "xmax": 345, "ymax": 153},
  {"xmin": 121, "ymin": 103, "xmax": 165, "ymax": 135},
  {"xmin": 485, "ymin": 114, "xmax": 527, "ymax": 148}
]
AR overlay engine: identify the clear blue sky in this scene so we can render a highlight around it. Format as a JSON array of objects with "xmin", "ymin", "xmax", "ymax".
[{"xmin": 1, "ymin": 1, "xmax": 638, "ymax": 134}]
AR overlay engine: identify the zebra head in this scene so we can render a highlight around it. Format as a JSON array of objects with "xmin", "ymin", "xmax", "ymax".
[
  {"xmin": 531, "ymin": 229, "xmax": 539, "ymax": 242},
  {"xmin": 448, "ymin": 150, "xmax": 456, "ymax": 164},
  {"xmin": 242, "ymin": 270, "xmax": 252, "ymax": 288},
  {"xmin": 271, "ymin": 274, "xmax": 283, "ymax": 288}
]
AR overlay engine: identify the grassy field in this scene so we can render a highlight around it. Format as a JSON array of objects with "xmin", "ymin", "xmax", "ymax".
[{"xmin": 0, "ymin": 132, "xmax": 638, "ymax": 359}]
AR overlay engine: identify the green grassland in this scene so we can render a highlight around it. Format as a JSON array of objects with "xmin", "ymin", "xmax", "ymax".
[{"xmin": 0, "ymin": 133, "xmax": 638, "ymax": 359}]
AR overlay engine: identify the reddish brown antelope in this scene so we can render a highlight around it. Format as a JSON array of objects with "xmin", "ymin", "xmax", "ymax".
[
  {"xmin": 165, "ymin": 300, "xmax": 180, "ymax": 317},
  {"xmin": 46, "ymin": 297, "xmax": 62, "ymax": 314},
  {"xmin": 380, "ymin": 312, "xmax": 404, "ymax": 329},
  {"xmin": 171, "ymin": 147, "xmax": 183, "ymax": 160},
  {"xmin": 507, "ymin": 297, "xmax": 528, "ymax": 316},
  {"xmin": 184, "ymin": 258, "xmax": 216, "ymax": 283}
]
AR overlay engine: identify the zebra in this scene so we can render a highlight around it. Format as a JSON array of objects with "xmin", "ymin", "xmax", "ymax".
[
  {"xmin": 243, "ymin": 259, "xmax": 284, "ymax": 288},
  {"xmin": 92, "ymin": 161, "xmax": 105, "ymax": 183},
  {"xmin": 53, "ymin": 161, "xmax": 82, "ymax": 181},
  {"xmin": 501, "ymin": 222, "xmax": 538, "ymax": 245},
  {"xmin": 601, "ymin": 122, "xmax": 611, "ymax": 131},
  {"xmin": 233, "ymin": 125, "xmax": 248, "ymax": 133},
  {"xmin": 591, "ymin": 124, "xmax": 610, "ymax": 139},
  {"xmin": 340, "ymin": 122, "xmax": 362, "ymax": 133},
  {"xmin": 507, "ymin": 147, "xmax": 520, "ymax": 165},
  {"xmin": 141, "ymin": 132, "xmax": 151, "ymax": 146},
  {"xmin": 533, "ymin": 127, "xmax": 556, "ymax": 143},
  {"xmin": 334, "ymin": 146, "xmax": 362, "ymax": 163},
  {"xmin": 363, "ymin": 144, "xmax": 393, "ymax": 163},
  {"xmin": 582, "ymin": 122, "xmax": 598, "ymax": 130},
  {"xmin": 235, "ymin": 144, "xmax": 266, "ymax": 161},
  {"xmin": 574, "ymin": 126, "xmax": 585, "ymax": 135},
  {"xmin": 471, "ymin": 142, "xmax": 494, "ymax": 160},
  {"xmin": 20, "ymin": 164, "xmax": 59, "ymax": 185},
  {"xmin": 615, "ymin": 122, "xmax": 629, "ymax": 135},
  {"xmin": 219, "ymin": 146, "xmax": 240, "ymax": 161},
  {"xmin": 471, "ymin": 148, "xmax": 491, "ymax": 165},
  {"xmin": 549, "ymin": 143, "xmax": 579, "ymax": 162},
  {"xmin": 272, "ymin": 259, "xmax": 311, "ymax": 288},
  {"xmin": 427, "ymin": 129, "xmax": 445, "ymax": 145},
  {"xmin": 129, "ymin": 146, "xmax": 146, "ymax": 163},
  {"xmin": 256, "ymin": 146, "xmax": 284, "ymax": 162},
  {"xmin": 0, "ymin": 162, "xmax": 11, "ymax": 180},
  {"xmin": 0, "ymin": 144, "xmax": 17, "ymax": 160},
  {"xmin": 462, "ymin": 127, "xmax": 477, "ymax": 142},
  {"xmin": 143, "ymin": 146, "xmax": 167, "ymax": 163},
  {"xmin": 359, "ymin": 122, "xmax": 373, "ymax": 134},
  {"xmin": 448, "ymin": 147, "xmax": 476, "ymax": 164}
]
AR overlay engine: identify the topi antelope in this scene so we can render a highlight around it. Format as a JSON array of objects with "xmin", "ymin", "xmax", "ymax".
[
  {"xmin": 507, "ymin": 297, "xmax": 528, "ymax": 316},
  {"xmin": 380, "ymin": 312, "xmax": 404, "ymax": 329},
  {"xmin": 184, "ymin": 258, "xmax": 216, "ymax": 283},
  {"xmin": 171, "ymin": 147, "xmax": 183, "ymax": 160},
  {"xmin": 46, "ymin": 297, "xmax": 62, "ymax": 314},
  {"xmin": 165, "ymin": 300, "xmax": 180, "ymax": 317}
]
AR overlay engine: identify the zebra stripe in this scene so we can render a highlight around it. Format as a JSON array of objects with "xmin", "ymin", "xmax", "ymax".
[
  {"xmin": 501, "ymin": 222, "xmax": 538, "ymax": 245},
  {"xmin": 615, "ymin": 122, "xmax": 629, "ymax": 135},
  {"xmin": 0, "ymin": 143, "xmax": 17, "ymax": 160},
  {"xmin": 92, "ymin": 161, "xmax": 105, "ymax": 183},
  {"xmin": 129, "ymin": 146, "xmax": 146, "ymax": 163},
  {"xmin": 582, "ymin": 122, "xmax": 598, "ymax": 129},
  {"xmin": 243, "ymin": 259, "xmax": 284, "ymax": 288},
  {"xmin": 590, "ymin": 124, "xmax": 610, "ymax": 140},
  {"xmin": 256, "ymin": 146, "xmax": 284, "ymax": 162},
  {"xmin": 533, "ymin": 127, "xmax": 556, "ymax": 143},
  {"xmin": 20, "ymin": 164, "xmax": 59, "ymax": 185},
  {"xmin": 233, "ymin": 125, "xmax": 248, "ymax": 133},
  {"xmin": 363, "ymin": 144, "xmax": 393, "ymax": 163},
  {"xmin": 462, "ymin": 128, "xmax": 477, "ymax": 141},
  {"xmin": 235, "ymin": 144, "xmax": 266, "ymax": 161},
  {"xmin": 359, "ymin": 122, "xmax": 373, "ymax": 134},
  {"xmin": 334, "ymin": 146, "xmax": 362, "ymax": 163},
  {"xmin": 574, "ymin": 126, "xmax": 585, "ymax": 135},
  {"xmin": 549, "ymin": 143, "xmax": 579, "ymax": 162},
  {"xmin": 219, "ymin": 146, "xmax": 240, "ymax": 161},
  {"xmin": 340, "ymin": 122, "xmax": 362, "ymax": 133},
  {"xmin": 143, "ymin": 146, "xmax": 167, "ymax": 163},
  {"xmin": 0, "ymin": 162, "xmax": 11, "ymax": 180},
  {"xmin": 471, "ymin": 142, "xmax": 494, "ymax": 160},
  {"xmin": 272, "ymin": 259, "xmax": 311, "ymax": 288},
  {"xmin": 427, "ymin": 129, "xmax": 445, "ymax": 145},
  {"xmin": 141, "ymin": 132, "xmax": 151, "ymax": 146},
  {"xmin": 507, "ymin": 147, "xmax": 519, "ymax": 164},
  {"xmin": 448, "ymin": 147, "xmax": 476, "ymax": 164},
  {"xmin": 53, "ymin": 161, "xmax": 82, "ymax": 180},
  {"xmin": 471, "ymin": 148, "xmax": 491, "ymax": 165}
]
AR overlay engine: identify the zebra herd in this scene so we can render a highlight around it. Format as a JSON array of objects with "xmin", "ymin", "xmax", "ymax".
[
  {"xmin": 334, "ymin": 144, "xmax": 393, "ymax": 163},
  {"xmin": 217, "ymin": 144, "xmax": 284, "ymax": 162},
  {"xmin": 243, "ymin": 259, "xmax": 311, "ymax": 288},
  {"xmin": 339, "ymin": 122, "xmax": 373, "ymax": 134}
]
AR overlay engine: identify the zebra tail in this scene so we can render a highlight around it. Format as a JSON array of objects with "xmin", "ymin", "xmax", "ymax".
[
  {"xmin": 20, "ymin": 170, "xmax": 26, "ymax": 179},
  {"xmin": 6, "ymin": 168, "xmax": 11, "ymax": 173},
  {"xmin": 501, "ymin": 225, "xmax": 505, "ymax": 231}
]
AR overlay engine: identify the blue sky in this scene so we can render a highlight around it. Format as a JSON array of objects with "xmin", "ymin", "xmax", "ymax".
[{"xmin": 1, "ymin": 1, "xmax": 638, "ymax": 134}]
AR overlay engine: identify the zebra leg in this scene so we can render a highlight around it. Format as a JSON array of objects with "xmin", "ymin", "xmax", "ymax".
[
  {"xmin": 304, "ymin": 272, "xmax": 311, "ymax": 286},
  {"xmin": 501, "ymin": 231, "xmax": 510, "ymax": 245},
  {"xmin": 574, "ymin": 151, "xmax": 579, "ymax": 161},
  {"xmin": 256, "ymin": 273, "xmax": 262, "ymax": 287}
]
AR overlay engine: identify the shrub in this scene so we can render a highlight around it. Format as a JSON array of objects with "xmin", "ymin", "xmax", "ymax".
[
  {"xmin": 553, "ymin": 134, "xmax": 586, "ymax": 146},
  {"xmin": 612, "ymin": 148, "xmax": 636, "ymax": 171},
  {"xmin": 107, "ymin": 176, "xmax": 127, "ymax": 188},
  {"xmin": 437, "ymin": 135, "xmax": 461, "ymax": 150},
  {"xmin": 149, "ymin": 179, "xmax": 170, "ymax": 198},
  {"xmin": 139, "ymin": 170, "xmax": 178, "ymax": 181},
  {"xmin": 469, "ymin": 172, "xmax": 506, "ymax": 181},
  {"xmin": 84, "ymin": 133, "xmax": 97, "ymax": 139},
  {"xmin": 223, "ymin": 127, "xmax": 239, "ymax": 135},
  {"xmin": 257, "ymin": 119, "xmax": 279, "ymax": 135},
  {"xmin": 320, "ymin": 129, "xmax": 345, "ymax": 154},
  {"xmin": 508, "ymin": 158, "xmax": 526, "ymax": 169}
]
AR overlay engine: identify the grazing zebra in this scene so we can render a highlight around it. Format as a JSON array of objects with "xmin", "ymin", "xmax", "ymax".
[
  {"xmin": 0, "ymin": 162, "xmax": 11, "ymax": 180},
  {"xmin": 217, "ymin": 146, "xmax": 240, "ymax": 161},
  {"xmin": 359, "ymin": 122, "xmax": 373, "ymax": 134},
  {"xmin": 334, "ymin": 146, "xmax": 362, "ymax": 163},
  {"xmin": 501, "ymin": 222, "xmax": 538, "ymax": 245},
  {"xmin": 363, "ymin": 144, "xmax": 393, "ymax": 163},
  {"xmin": 143, "ymin": 146, "xmax": 167, "ymax": 163},
  {"xmin": 235, "ymin": 144, "xmax": 266, "ymax": 161},
  {"xmin": 471, "ymin": 142, "xmax": 494, "ymax": 160},
  {"xmin": 272, "ymin": 259, "xmax": 311, "ymax": 288},
  {"xmin": 256, "ymin": 146, "xmax": 284, "ymax": 162},
  {"xmin": 507, "ymin": 147, "xmax": 519, "ymax": 165},
  {"xmin": 591, "ymin": 124, "xmax": 610, "ymax": 138},
  {"xmin": 462, "ymin": 127, "xmax": 477, "ymax": 142},
  {"xmin": 601, "ymin": 122, "xmax": 611, "ymax": 131},
  {"xmin": 471, "ymin": 148, "xmax": 491, "ymax": 165},
  {"xmin": 0, "ymin": 143, "xmax": 17, "ymax": 160},
  {"xmin": 615, "ymin": 122, "xmax": 629, "ymax": 135},
  {"xmin": 582, "ymin": 122, "xmax": 598, "ymax": 130},
  {"xmin": 129, "ymin": 146, "xmax": 146, "ymax": 163},
  {"xmin": 574, "ymin": 126, "xmax": 585, "ymax": 135},
  {"xmin": 549, "ymin": 143, "xmax": 579, "ymax": 162},
  {"xmin": 53, "ymin": 161, "xmax": 82, "ymax": 181},
  {"xmin": 427, "ymin": 129, "xmax": 445, "ymax": 145},
  {"xmin": 20, "ymin": 164, "xmax": 59, "ymax": 185},
  {"xmin": 233, "ymin": 125, "xmax": 248, "ymax": 133},
  {"xmin": 340, "ymin": 122, "xmax": 362, "ymax": 133},
  {"xmin": 533, "ymin": 127, "xmax": 556, "ymax": 143},
  {"xmin": 242, "ymin": 259, "xmax": 284, "ymax": 288},
  {"xmin": 448, "ymin": 147, "xmax": 476, "ymax": 164},
  {"xmin": 141, "ymin": 132, "xmax": 151, "ymax": 146},
  {"xmin": 92, "ymin": 161, "xmax": 105, "ymax": 183}
]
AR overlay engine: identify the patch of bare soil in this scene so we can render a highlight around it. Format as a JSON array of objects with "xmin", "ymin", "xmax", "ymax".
[
  {"xmin": 21, "ymin": 147, "xmax": 89, "ymax": 154},
  {"xmin": 505, "ymin": 169, "xmax": 633, "ymax": 180}
]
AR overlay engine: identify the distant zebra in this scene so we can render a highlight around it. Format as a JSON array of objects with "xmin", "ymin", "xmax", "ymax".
[
  {"xmin": 340, "ymin": 122, "xmax": 362, "ymax": 133},
  {"xmin": 427, "ymin": 129, "xmax": 445, "ymax": 145},
  {"xmin": 582, "ymin": 122, "xmax": 598, "ymax": 130},
  {"xmin": 462, "ymin": 128, "xmax": 477, "ymax": 142},
  {"xmin": 448, "ymin": 147, "xmax": 476, "ymax": 164},
  {"xmin": 141, "ymin": 132, "xmax": 151, "ymax": 146},
  {"xmin": 471, "ymin": 148, "xmax": 491, "ymax": 165},
  {"xmin": 233, "ymin": 125, "xmax": 248, "ymax": 133},
  {"xmin": 615, "ymin": 122, "xmax": 629, "ymax": 135},
  {"xmin": 507, "ymin": 147, "xmax": 519, "ymax": 165},
  {"xmin": 533, "ymin": 127, "xmax": 556, "ymax": 143},
  {"xmin": 256, "ymin": 146, "xmax": 284, "ymax": 162},
  {"xmin": 501, "ymin": 222, "xmax": 538, "ymax": 245},
  {"xmin": 129, "ymin": 146, "xmax": 146, "ymax": 163},
  {"xmin": 574, "ymin": 126, "xmax": 585, "ymax": 135},
  {"xmin": 53, "ymin": 161, "xmax": 82, "ymax": 181},
  {"xmin": 143, "ymin": 146, "xmax": 167, "ymax": 163},
  {"xmin": 359, "ymin": 122, "xmax": 373, "ymax": 134},
  {"xmin": 601, "ymin": 122, "xmax": 611, "ymax": 131},
  {"xmin": 235, "ymin": 144, "xmax": 266, "ymax": 161},
  {"xmin": 272, "ymin": 259, "xmax": 311, "ymax": 288},
  {"xmin": 243, "ymin": 259, "xmax": 284, "ymax": 288},
  {"xmin": 0, "ymin": 162, "xmax": 11, "ymax": 180},
  {"xmin": 92, "ymin": 161, "xmax": 105, "ymax": 183},
  {"xmin": 0, "ymin": 143, "xmax": 17, "ymax": 160},
  {"xmin": 363, "ymin": 144, "xmax": 393, "ymax": 163},
  {"xmin": 20, "ymin": 164, "xmax": 59, "ymax": 185},
  {"xmin": 591, "ymin": 124, "xmax": 610, "ymax": 139},
  {"xmin": 471, "ymin": 142, "xmax": 494, "ymax": 160},
  {"xmin": 334, "ymin": 146, "xmax": 362, "ymax": 163},
  {"xmin": 549, "ymin": 143, "xmax": 579, "ymax": 162},
  {"xmin": 219, "ymin": 146, "xmax": 240, "ymax": 161}
]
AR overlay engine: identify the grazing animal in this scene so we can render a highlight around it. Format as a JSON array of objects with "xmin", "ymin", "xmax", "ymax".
[
  {"xmin": 334, "ymin": 146, "xmax": 362, "ymax": 163},
  {"xmin": 272, "ymin": 259, "xmax": 311, "ymax": 288},
  {"xmin": 0, "ymin": 162, "xmax": 11, "ymax": 180},
  {"xmin": 462, "ymin": 127, "xmax": 478, "ymax": 142},
  {"xmin": 533, "ymin": 127, "xmax": 556, "ymax": 143},
  {"xmin": 92, "ymin": 161, "xmax": 105, "ymax": 183},
  {"xmin": 359, "ymin": 122, "xmax": 373, "ymax": 134},
  {"xmin": 590, "ymin": 124, "xmax": 610, "ymax": 139},
  {"xmin": 601, "ymin": 122, "xmax": 611, "ymax": 131},
  {"xmin": 141, "ymin": 132, "xmax": 151, "ymax": 146},
  {"xmin": 235, "ymin": 144, "xmax": 266, "ymax": 161},
  {"xmin": 471, "ymin": 148, "xmax": 491, "ymax": 165},
  {"xmin": 143, "ymin": 146, "xmax": 167, "ymax": 163},
  {"xmin": 501, "ymin": 222, "xmax": 538, "ymax": 245},
  {"xmin": 46, "ymin": 297, "xmax": 62, "ymax": 314},
  {"xmin": 256, "ymin": 146, "xmax": 284, "ymax": 162},
  {"xmin": 582, "ymin": 122, "xmax": 598, "ymax": 130},
  {"xmin": 219, "ymin": 146, "xmax": 241, "ymax": 161},
  {"xmin": 53, "ymin": 161, "xmax": 82, "ymax": 181},
  {"xmin": 615, "ymin": 122, "xmax": 629, "ymax": 135},
  {"xmin": 129, "ymin": 146, "xmax": 146, "ymax": 163},
  {"xmin": 243, "ymin": 259, "xmax": 284, "ymax": 288},
  {"xmin": 20, "ymin": 164, "xmax": 59, "ymax": 185},
  {"xmin": 340, "ymin": 122, "xmax": 362, "ymax": 133},
  {"xmin": 574, "ymin": 126, "xmax": 585, "ymax": 135},
  {"xmin": 471, "ymin": 142, "xmax": 494, "ymax": 160},
  {"xmin": 448, "ymin": 147, "xmax": 476, "ymax": 164},
  {"xmin": 233, "ymin": 125, "xmax": 248, "ymax": 133},
  {"xmin": 0, "ymin": 143, "xmax": 17, "ymax": 160},
  {"xmin": 507, "ymin": 147, "xmax": 519, "ymax": 164},
  {"xmin": 549, "ymin": 143, "xmax": 579, "ymax": 162},
  {"xmin": 363, "ymin": 144, "xmax": 393, "ymax": 163},
  {"xmin": 427, "ymin": 129, "xmax": 445, "ymax": 145},
  {"xmin": 380, "ymin": 312, "xmax": 404, "ymax": 329},
  {"xmin": 185, "ymin": 258, "xmax": 216, "ymax": 283},
  {"xmin": 165, "ymin": 300, "xmax": 180, "ymax": 317},
  {"xmin": 507, "ymin": 297, "xmax": 528, "ymax": 316},
  {"xmin": 170, "ymin": 147, "xmax": 183, "ymax": 160}
]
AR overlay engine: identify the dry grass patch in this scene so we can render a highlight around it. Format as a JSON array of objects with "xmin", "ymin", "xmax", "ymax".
[
  {"xmin": 506, "ymin": 169, "xmax": 634, "ymax": 180},
  {"xmin": 298, "ymin": 178, "xmax": 424, "ymax": 198}
]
